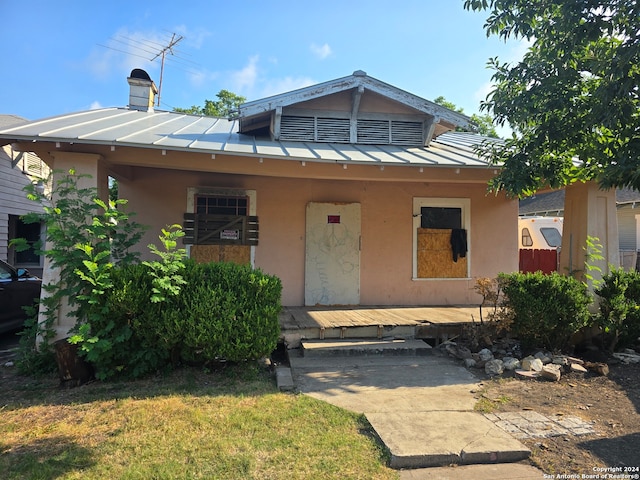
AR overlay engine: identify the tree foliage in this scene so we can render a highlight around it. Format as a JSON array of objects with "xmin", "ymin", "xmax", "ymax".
[
  {"xmin": 433, "ymin": 96, "xmax": 499, "ymax": 138},
  {"xmin": 464, "ymin": 1, "xmax": 640, "ymax": 197},
  {"xmin": 174, "ymin": 89, "xmax": 246, "ymax": 118}
]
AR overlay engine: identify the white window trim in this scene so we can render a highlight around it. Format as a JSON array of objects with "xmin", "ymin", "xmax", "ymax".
[
  {"xmin": 412, "ymin": 197, "xmax": 471, "ymax": 280},
  {"xmin": 186, "ymin": 187, "xmax": 257, "ymax": 266}
]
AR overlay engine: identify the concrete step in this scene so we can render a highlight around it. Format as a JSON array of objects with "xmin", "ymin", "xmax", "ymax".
[
  {"xmin": 301, "ymin": 338, "xmax": 433, "ymax": 358},
  {"xmin": 367, "ymin": 411, "xmax": 531, "ymax": 469}
]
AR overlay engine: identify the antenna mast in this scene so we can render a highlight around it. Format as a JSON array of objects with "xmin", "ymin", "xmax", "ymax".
[{"xmin": 151, "ymin": 33, "xmax": 184, "ymax": 106}]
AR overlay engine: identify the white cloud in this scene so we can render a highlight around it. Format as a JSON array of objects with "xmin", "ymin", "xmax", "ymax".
[
  {"xmin": 231, "ymin": 55, "xmax": 260, "ymax": 92},
  {"xmin": 258, "ymin": 76, "xmax": 316, "ymax": 99},
  {"xmin": 89, "ymin": 101, "xmax": 103, "ymax": 110},
  {"xmin": 310, "ymin": 43, "xmax": 332, "ymax": 60}
]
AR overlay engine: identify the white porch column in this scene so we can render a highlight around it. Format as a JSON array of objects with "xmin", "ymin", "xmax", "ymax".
[
  {"xmin": 560, "ymin": 181, "xmax": 619, "ymax": 289},
  {"xmin": 38, "ymin": 152, "xmax": 106, "ymax": 344}
]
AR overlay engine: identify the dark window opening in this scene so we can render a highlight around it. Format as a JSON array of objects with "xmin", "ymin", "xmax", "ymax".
[
  {"xmin": 196, "ymin": 195, "xmax": 248, "ymax": 216},
  {"xmin": 420, "ymin": 207, "xmax": 462, "ymax": 229}
]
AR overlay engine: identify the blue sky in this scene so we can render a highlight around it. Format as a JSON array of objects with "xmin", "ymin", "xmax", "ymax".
[{"xmin": 1, "ymin": 1, "xmax": 527, "ymax": 123}]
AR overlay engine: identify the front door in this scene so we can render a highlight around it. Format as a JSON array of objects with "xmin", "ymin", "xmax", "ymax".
[{"xmin": 305, "ymin": 202, "xmax": 361, "ymax": 305}]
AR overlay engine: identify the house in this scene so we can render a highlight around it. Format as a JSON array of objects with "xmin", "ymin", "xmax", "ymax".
[
  {"xmin": 520, "ymin": 188, "xmax": 640, "ymax": 270},
  {"xmin": 0, "ymin": 69, "xmax": 523, "ymax": 339},
  {"xmin": 0, "ymin": 115, "xmax": 49, "ymax": 277}
]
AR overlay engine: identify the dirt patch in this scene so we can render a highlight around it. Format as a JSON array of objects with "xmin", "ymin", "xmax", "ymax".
[{"xmin": 479, "ymin": 361, "xmax": 640, "ymax": 474}]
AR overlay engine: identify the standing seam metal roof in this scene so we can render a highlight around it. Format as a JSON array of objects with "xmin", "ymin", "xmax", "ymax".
[{"xmin": 0, "ymin": 108, "xmax": 501, "ymax": 167}]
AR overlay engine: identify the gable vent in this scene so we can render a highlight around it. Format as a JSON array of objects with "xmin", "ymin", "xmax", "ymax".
[
  {"xmin": 280, "ymin": 116, "xmax": 314, "ymax": 141},
  {"xmin": 391, "ymin": 120, "xmax": 424, "ymax": 145},
  {"xmin": 357, "ymin": 119, "xmax": 389, "ymax": 144},
  {"xmin": 317, "ymin": 118, "xmax": 350, "ymax": 143}
]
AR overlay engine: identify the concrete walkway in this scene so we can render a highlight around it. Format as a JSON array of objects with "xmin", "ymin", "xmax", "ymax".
[{"xmin": 285, "ymin": 339, "xmax": 544, "ymax": 478}]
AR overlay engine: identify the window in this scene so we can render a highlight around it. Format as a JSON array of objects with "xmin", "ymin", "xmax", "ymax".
[
  {"xmin": 521, "ymin": 228, "xmax": 533, "ymax": 247},
  {"xmin": 184, "ymin": 188, "xmax": 258, "ymax": 258},
  {"xmin": 540, "ymin": 227, "xmax": 561, "ymax": 248},
  {"xmin": 196, "ymin": 195, "xmax": 248, "ymax": 216},
  {"xmin": 413, "ymin": 198, "xmax": 470, "ymax": 279}
]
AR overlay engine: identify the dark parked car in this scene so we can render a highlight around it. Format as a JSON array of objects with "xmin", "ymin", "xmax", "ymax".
[{"xmin": 0, "ymin": 259, "xmax": 41, "ymax": 334}]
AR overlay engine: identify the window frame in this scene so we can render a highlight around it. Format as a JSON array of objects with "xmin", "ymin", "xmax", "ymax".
[
  {"xmin": 412, "ymin": 197, "xmax": 470, "ymax": 280},
  {"xmin": 186, "ymin": 187, "xmax": 257, "ymax": 264}
]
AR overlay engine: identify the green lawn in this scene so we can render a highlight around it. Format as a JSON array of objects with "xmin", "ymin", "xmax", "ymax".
[{"xmin": 0, "ymin": 363, "xmax": 398, "ymax": 479}]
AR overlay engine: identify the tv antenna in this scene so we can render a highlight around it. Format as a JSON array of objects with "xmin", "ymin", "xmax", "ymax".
[
  {"xmin": 151, "ymin": 33, "xmax": 184, "ymax": 106},
  {"xmin": 98, "ymin": 31, "xmax": 194, "ymax": 107}
]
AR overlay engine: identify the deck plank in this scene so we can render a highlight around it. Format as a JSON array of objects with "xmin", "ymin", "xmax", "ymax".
[{"xmin": 281, "ymin": 306, "xmax": 480, "ymax": 330}]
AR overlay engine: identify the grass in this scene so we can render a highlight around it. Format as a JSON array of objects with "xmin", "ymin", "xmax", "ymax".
[
  {"xmin": 473, "ymin": 381, "xmax": 512, "ymax": 414},
  {"xmin": 0, "ymin": 363, "xmax": 397, "ymax": 480}
]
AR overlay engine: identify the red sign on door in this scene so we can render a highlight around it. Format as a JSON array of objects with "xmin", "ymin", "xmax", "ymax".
[{"xmin": 327, "ymin": 215, "xmax": 341, "ymax": 224}]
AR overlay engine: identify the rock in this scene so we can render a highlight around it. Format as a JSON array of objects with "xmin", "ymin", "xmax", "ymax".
[
  {"xmin": 566, "ymin": 356, "xmax": 585, "ymax": 365},
  {"xmin": 534, "ymin": 351, "xmax": 552, "ymax": 364},
  {"xmin": 522, "ymin": 356, "xmax": 544, "ymax": 372},
  {"xmin": 478, "ymin": 348, "xmax": 494, "ymax": 362},
  {"xmin": 541, "ymin": 364, "xmax": 562, "ymax": 381},
  {"xmin": 456, "ymin": 346, "xmax": 473, "ymax": 360},
  {"xmin": 464, "ymin": 358, "xmax": 477, "ymax": 368},
  {"xmin": 485, "ymin": 359, "xmax": 504, "ymax": 376},
  {"xmin": 515, "ymin": 369, "xmax": 540, "ymax": 379},
  {"xmin": 623, "ymin": 348, "xmax": 638, "ymax": 355},
  {"xmin": 283, "ymin": 333, "xmax": 304, "ymax": 350},
  {"xmin": 585, "ymin": 362, "xmax": 609, "ymax": 376},
  {"xmin": 612, "ymin": 352, "xmax": 640, "ymax": 364},
  {"xmin": 571, "ymin": 363, "xmax": 588, "ymax": 373},
  {"xmin": 502, "ymin": 357, "xmax": 521, "ymax": 370},
  {"xmin": 3, "ymin": 361, "xmax": 14, "ymax": 367},
  {"xmin": 552, "ymin": 356, "xmax": 569, "ymax": 366}
]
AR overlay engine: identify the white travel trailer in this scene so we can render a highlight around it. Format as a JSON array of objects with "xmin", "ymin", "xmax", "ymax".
[{"xmin": 518, "ymin": 216, "xmax": 563, "ymax": 250}]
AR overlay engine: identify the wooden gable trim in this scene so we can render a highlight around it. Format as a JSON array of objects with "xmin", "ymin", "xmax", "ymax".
[{"xmin": 238, "ymin": 71, "xmax": 473, "ymax": 135}]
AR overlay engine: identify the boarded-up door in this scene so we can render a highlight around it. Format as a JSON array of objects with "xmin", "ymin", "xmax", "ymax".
[{"xmin": 305, "ymin": 202, "xmax": 361, "ymax": 305}]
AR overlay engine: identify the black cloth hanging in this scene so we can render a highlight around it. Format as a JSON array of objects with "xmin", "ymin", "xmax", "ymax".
[{"xmin": 450, "ymin": 229, "xmax": 467, "ymax": 262}]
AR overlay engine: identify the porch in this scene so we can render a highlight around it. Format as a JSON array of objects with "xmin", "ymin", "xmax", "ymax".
[{"xmin": 279, "ymin": 305, "xmax": 482, "ymax": 345}]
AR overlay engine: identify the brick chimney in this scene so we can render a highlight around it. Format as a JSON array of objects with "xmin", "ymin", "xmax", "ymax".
[{"xmin": 127, "ymin": 69, "xmax": 158, "ymax": 112}]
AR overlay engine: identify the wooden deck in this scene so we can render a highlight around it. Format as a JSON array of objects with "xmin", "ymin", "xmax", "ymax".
[{"xmin": 281, "ymin": 306, "xmax": 481, "ymax": 329}]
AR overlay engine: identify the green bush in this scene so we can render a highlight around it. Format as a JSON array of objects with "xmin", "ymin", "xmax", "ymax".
[
  {"xmin": 94, "ymin": 260, "xmax": 282, "ymax": 378},
  {"xmin": 595, "ymin": 268, "xmax": 640, "ymax": 352},
  {"xmin": 498, "ymin": 271, "xmax": 593, "ymax": 351}
]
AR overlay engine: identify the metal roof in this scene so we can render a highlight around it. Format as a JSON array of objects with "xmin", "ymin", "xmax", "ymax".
[{"xmin": 0, "ymin": 107, "xmax": 500, "ymax": 168}]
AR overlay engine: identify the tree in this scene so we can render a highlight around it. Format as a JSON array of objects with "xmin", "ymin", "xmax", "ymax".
[
  {"xmin": 464, "ymin": 1, "xmax": 640, "ymax": 197},
  {"xmin": 433, "ymin": 96, "xmax": 499, "ymax": 138},
  {"xmin": 174, "ymin": 90, "xmax": 246, "ymax": 118}
]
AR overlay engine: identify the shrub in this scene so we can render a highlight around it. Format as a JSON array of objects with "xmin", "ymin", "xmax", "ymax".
[
  {"xmin": 595, "ymin": 268, "xmax": 640, "ymax": 352},
  {"xmin": 498, "ymin": 271, "xmax": 593, "ymax": 351},
  {"xmin": 94, "ymin": 259, "xmax": 282, "ymax": 378}
]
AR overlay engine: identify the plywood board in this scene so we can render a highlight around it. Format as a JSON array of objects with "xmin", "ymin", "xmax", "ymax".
[
  {"xmin": 417, "ymin": 228, "xmax": 467, "ymax": 278},
  {"xmin": 191, "ymin": 245, "xmax": 250, "ymax": 265}
]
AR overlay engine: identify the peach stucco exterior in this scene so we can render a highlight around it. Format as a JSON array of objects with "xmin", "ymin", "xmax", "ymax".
[{"xmin": 35, "ymin": 148, "xmax": 519, "ymax": 307}]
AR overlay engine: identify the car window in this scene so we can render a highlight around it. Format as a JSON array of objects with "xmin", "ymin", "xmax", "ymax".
[
  {"xmin": 0, "ymin": 263, "xmax": 14, "ymax": 280},
  {"xmin": 540, "ymin": 227, "xmax": 562, "ymax": 248}
]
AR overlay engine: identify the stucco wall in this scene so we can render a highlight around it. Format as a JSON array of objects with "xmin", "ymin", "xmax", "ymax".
[{"xmin": 119, "ymin": 167, "xmax": 518, "ymax": 306}]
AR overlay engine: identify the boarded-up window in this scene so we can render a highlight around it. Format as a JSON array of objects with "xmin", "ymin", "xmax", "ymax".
[
  {"xmin": 417, "ymin": 229, "xmax": 467, "ymax": 278},
  {"xmin": 413, "ymin": 199, "xmax": 469, "ymax": 279}
]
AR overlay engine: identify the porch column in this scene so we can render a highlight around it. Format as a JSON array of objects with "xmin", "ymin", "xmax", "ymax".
[
  {"xmin": 559, "ymin": 181, "xmax": 619, "ymax": 289},
  {"xmin": 38, "ymin": 152, "xmax": 106, "ymax": 344}
]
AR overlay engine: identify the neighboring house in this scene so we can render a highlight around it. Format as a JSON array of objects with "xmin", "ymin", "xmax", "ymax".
[
  {"xmin": 520, "ymin": 188, "xmax": 640, "ymax": 270},
  {"xmin": 0, "ymin": 115, "xmax": 49, "ymax": 277},
  {"xmin": 0, "ymin": 69, "xmax": 521, "ymax": 338}
]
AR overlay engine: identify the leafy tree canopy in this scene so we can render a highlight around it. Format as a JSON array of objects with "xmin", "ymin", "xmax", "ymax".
[
  {"xmin": 464, "ymin": 0, "xmax": 640, "ymax": 197},
  {"xmin": 433, "ymin": 96, "xmax": 499, "ymax": 138},
  {"xmin": 174, "ymin": 90, "xmax": 246, "ymax": 118}
]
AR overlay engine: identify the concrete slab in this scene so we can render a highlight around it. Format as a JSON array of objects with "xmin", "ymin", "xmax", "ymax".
[
  {"xmin": 399, "ymin": 463, "xmax": 545, "ymax": 480},
  {"xmin": 368, "ymin": 411, "xmax": 530, "ymax": 468},
  {"xmin": 288, "ymin": 349, "xmax": 532, "ymax": 470},
  {"xmin": 289, "ymin": 353, "xmax": 482, "ymax": 413},
  {"xmin": 275, "ymin": 366, "xmax": 294, "ymax": 391}
]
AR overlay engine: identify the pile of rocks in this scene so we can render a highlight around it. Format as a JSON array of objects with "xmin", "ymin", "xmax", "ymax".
[{"xmin": 441, "ymin": 341, "xmax": 611, "ymax": 381}]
